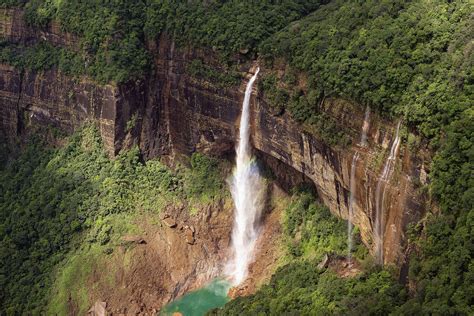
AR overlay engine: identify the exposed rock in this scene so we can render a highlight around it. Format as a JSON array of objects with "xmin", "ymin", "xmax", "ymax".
[
  {"xmin": 0, "ymin": 8, "xmax": 79, "ymax": 49},
  {"xmin": 162, "ymin": 217, "xmax": 177, "ymax": 228},
  {"xmin": 87, "ymin": 301, "xmax": 106, "ymax": 316},
  {"xmin": 185, "ymin": 227, "xmax": 195, "ymax": 245},
  {"xmin": 317, "ymin": 254, "xmax": 330, "ymax": 270},
  {"xmin": 121, "ymin": 235, "xmax": 146, "ymax": 245},
  {"xmin": 228, "ymin": 284, "xmax": 249, "ymax": 299},
  {"xmin": 329, "ymin": 257, "xmax": 362, "ymax": 278}
]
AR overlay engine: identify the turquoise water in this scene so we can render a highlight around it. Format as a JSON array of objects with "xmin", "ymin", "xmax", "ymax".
[{"xmin": 160, "ymin": 279, "xmax": 231, "ymax": 316}]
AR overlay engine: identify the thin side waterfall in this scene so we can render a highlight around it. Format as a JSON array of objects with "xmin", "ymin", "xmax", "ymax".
[
  {"xmin": 374, "ymin": 121, "xmax": 401, "ymax": 264},
  {"xmin": 347, "ymin": 106, "xmax": 370, "ymax": 260},
  {"xmin": 227, "ymin": 68, "xmax": 265, "ymax": 285},
  {"xmin": 347, "ymin": 152, "xmax": 359, "ymax": 260},
  {"xmin": 360, "ymin": 105, "xmax": 371, "ymax": 147}
]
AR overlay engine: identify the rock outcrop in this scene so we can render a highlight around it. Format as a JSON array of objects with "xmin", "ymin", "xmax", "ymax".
[
  {"xmin": 0, "ymin": 13, "xmax": 428, "ymax": 266},
  {"xmin": 0, "ymin": 8, "xmax": 79, "ymax": 48}
]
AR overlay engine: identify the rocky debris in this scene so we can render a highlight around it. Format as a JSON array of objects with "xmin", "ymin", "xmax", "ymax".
[
  {"xmin": 317, "ymin": 254, "xmax": 330, "ymax": 270},
  {"xmin": 121, "ymin": 235, "xmax": 146, "ymax": 245},
  {"xmin": 228, "ymin": 282, "xmax": 252, "ymax": 299},
  {"xmin": 162, "ymin": 217, "xmax": 177, "ymax": 228},
  {"xmin": 87, "ymin": 301, "xmax": 106, "ymax": 316},
  {"xmin": 329, "ymin": 257, "xmax": 362, "ymax": 278},
  {"xmin": 184, "ymin": 226, "xmax": 195, "ymax": 245}
]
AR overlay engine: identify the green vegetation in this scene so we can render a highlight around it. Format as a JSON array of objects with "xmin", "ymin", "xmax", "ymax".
[
  {"xmin": 259, "ymin": 73, "xmax": 351, "ymax": 147},
  {"xmin": 403, "ymin": 113, "xmax": 473, "ymax": 315},
  {"xmin": 282, "ymin": 188, "xmax": 370, "ymax": 264},
  {"xmin": 0, "ymin": 0, "xmax": 26, "ymax": 8},
  {"xmin": 0, "ymin": 125, "xmax": 227, "ymax": 314},
  {"xmin": 260, "ymin": 1, "xmax": 471, "ymax": 130},
  {"xmin": 0, "ymin": 0, "xmax": 148, "ymax": 83},
  {"xmin": 187, "ymin": 59, "xmax": 241, "ymax": 89},
  {"xmin": 47, "ymin": 213, "xmax": 140, "ymax": 315},
  {"xmin": 143, "ymin": 1, "xmax": 324, "ymax": 58},
  {"xmin": 0, "ymin": 41, "xmax": 85, "ymax": 76},
  {"xmin": 0, "ymin": 0, "xmax": 324, "ymax": 83},
  {"xmin": 215, "ymin": 264, "xmax": 407, "ymax": 315},
  {"xmin": 183, "ymin": 152, "xmax": 227, "ymax": 203},
  {"xmin": 284, "ymin": 190, "xmax": 347, "ymax": 259}
]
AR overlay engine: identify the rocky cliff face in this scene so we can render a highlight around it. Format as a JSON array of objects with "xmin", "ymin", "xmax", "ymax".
[
  {"xmin": 0, "ymin": 14, "xmax": 428, "ymax": 266},
  {"xmin": 253, "ymin": 97, "xmax": 427, "ymax": 265},
  {"xmin": 132, "ymin": 35, "xmax": 428, "ymax": 265},
  {"xmin": 0, "ymin": 8, "xmax": 79, "ymax": 48}
]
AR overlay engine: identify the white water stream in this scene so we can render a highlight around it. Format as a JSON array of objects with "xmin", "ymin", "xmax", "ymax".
[
  {"xmin": 227, "ymin": 68, "xmax": 265, "ymax": 285},
  {"xmin": 374, "ymin": 121, "xmax": 401, "ymax": 264},
  {"xmin": 347, "ymin": 106, "xmax": 370, "ymax": 260}
]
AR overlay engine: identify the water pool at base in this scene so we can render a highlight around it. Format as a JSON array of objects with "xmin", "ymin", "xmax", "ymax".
[{"xmin": 160, "ymin": 279, "xmax": 231, "ymax": 316}]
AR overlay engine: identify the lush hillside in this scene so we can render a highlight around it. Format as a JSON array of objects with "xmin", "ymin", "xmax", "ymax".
[{"xmin": 0, "ymin": 0, "xmax": 325, "ymax": 83}]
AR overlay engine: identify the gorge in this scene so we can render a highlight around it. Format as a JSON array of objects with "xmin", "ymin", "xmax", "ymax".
[{"xmin": 0, "ymin": 1, "xmax": 472, "ymax": 315}]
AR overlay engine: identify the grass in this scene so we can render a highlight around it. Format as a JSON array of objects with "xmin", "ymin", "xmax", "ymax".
[{"xmin": 47, "ymin": 213, "xmax": 142, "ymax": 314}]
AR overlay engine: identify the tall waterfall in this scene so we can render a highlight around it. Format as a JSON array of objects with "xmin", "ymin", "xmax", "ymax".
[
  {"xmin": 374, "ymin": 121, "xmax": 401, "ymax": 264},
  {"xmin": 227, "ymin": 68, "xmax": 265, "ymax": 285},
  {"xmin": 347, "ymin": 106, "xmax": 370, "ymax": 260}
]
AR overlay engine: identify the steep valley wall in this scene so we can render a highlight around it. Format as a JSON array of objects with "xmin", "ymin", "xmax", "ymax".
[{"xmin": 0, "ymin": 11, "xmax": 429, "ymax": 266}]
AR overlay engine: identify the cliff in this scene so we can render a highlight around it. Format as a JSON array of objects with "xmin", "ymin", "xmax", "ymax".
[{"xmin": 0, "ymin": 12, "xmax": 428, "ymax": 266}]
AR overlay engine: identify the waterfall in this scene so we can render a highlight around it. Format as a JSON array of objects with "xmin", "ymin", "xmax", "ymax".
[
  {"xmin": 360, "ymin": 105, "xmax": 371, "ymax": 147},
  {"xmin": 347, "ymin": 152, "xmax": 359, "ymax": 260},
  {"xmin": 227, "ymin": 68, "xmax": 265, "ymax": 285},
  {"xmin": 347, "ymin": 106, "xmax": 370, "ymax": 260},
  {"xmin": 374, "ymin": 121, "xmax": 401, "ymax": 264}
]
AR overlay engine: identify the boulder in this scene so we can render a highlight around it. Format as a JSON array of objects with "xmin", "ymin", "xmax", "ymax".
[
  {"xmin": 121, "ymin": 235, "xmax": 146, "ymax": 244},
  {"xmin": 185, "ymin": 228, "xmax": 195, "ymax": 245},
  {"xmin": 317, "ymin": 254, "xmax": 330, "ymax": 270},
  {"xmin": 163, "ymin": 217, "xmax": 177, "ymax": 228},
  {"xmin": 87, "ymin": 301, "xmax": 106, "ymax": 316}
]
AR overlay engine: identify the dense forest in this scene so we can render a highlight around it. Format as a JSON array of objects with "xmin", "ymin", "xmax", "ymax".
[{"xmin": 0, "ymin": 0, "xmax": 472, "ymax": 314}]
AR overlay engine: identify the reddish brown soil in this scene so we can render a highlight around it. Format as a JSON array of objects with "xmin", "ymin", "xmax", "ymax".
[{"xmin": 329, "ymin": 257, "xmax": 363, "ymax": 278}]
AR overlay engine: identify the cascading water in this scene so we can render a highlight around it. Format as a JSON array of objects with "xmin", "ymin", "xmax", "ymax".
[
  {"xmin": 347, "ymin": 152, "xmax": 359, "ymax": 260},
  {"xmin": 374, "ymin": 121, "xmax": 401, "ymax": 264},
  {"xmin": 360, "ymin": 105, "xmax": 371, "ymax": 147},
  {"xmin": 347, "ymin": 106, "xmax": 370, "ymax": 260},
  {"xmin": 227, "ymin": 68, "xmax": 265, "ymax": 285}
]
